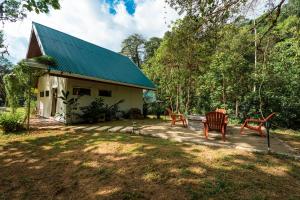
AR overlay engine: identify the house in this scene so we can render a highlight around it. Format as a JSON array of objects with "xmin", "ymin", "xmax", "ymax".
[{"xmin": 26, "ymin": 22, "xmax": 156, "ymax": 123}]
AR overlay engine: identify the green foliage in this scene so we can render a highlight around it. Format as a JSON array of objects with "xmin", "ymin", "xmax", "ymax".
[
  {"xmin": 104, "ymin": 99, "xmax": 125, "ymax": 121},
  {"xmin": 120, "ymin": 34, "xmax": 145, "ymax": 68},
  {"xmin": 0, "ymin": 112, "xmax": 24, "ymax": 133},
  {"xmin": 79, "ymin": 98, "xmax": 125, "ymax": 123},
  {"xmin": 0, "ymin": 31, "xmax": 9, "ymax": 56},
  {"xmin": 3, "ymin": 73, "xmax": 21, "ymax": 113},
  {"xmin": 33, "ymin": 55, "xmax": 57, "ymax": 66},
  {"xmin": 58, "ymin": 90, "xmax": 80, "ymax": 124},
  {"xmin": 1, "ymin": 0, "xmax": 60, "ymax": 22},
  {"xmin": 79, "ymin": 98, "xmax": 106, "ymax": 123},
  {"xmin": 144, "ymin": 37, "xmax": 162, "ymax": 62},
  {"xmin": 143, "ymin": 0, "xmax": 300, "ymax": 129},
  {"xmin": 125, "ymin": 108, "xmax": 143, "ymax": 119},
  {"xmin": 120, "ymin": 35, "xmax": 162, "ymax": 68},
  {"xmin": 0, "ymin": 57, "xmax": 12, "ymax": 105}
]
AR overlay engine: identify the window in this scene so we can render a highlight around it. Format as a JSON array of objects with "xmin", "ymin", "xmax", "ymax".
[
  {"xmin": 99, "ymin": 90, "xmax": 112, "ymax": 97},
  {"xmin": 40, "ymin": 91, "xmax": 44, "ymax": 97},
  {"xmin": 73, "ymin": 88, "xmax": 91, "ymax": 96},
  {"xmin": 45, "ymin": 90, "xmax": 50, "ymax": 97}
]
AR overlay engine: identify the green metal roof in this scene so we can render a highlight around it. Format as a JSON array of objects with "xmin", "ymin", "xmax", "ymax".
[{"xmin": 32, "ymin": 22, "xmax": 156, "ymax": 90}]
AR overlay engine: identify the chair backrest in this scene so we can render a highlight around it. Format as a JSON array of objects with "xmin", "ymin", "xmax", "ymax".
[
  {"xmin": 216, "ymin": 108, "xmax": 226, "ymax": 114},
  {"xmin": 206, "ymin": 112, "xmax": 226, "ymax": 131},
  {"xmin": 263, "ymin": 113, "xmax": 276, "ymax": 122}
]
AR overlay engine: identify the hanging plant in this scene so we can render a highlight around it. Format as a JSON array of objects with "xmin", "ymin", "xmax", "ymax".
[{"xmin": 33, "ymin": 55, "xmax": 58, "ymax": 66}]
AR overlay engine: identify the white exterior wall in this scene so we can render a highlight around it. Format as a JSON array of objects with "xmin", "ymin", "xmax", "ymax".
[
  {"xmin": 67, "ymin": 78, "xmax": 143, "ymax": 112},
  {"xmin": 37, "ymin": 75, "xmax": 144, "ymax": 123},
  {"xmin": 37, "ymin": 74, "xmax": 67, "ymax": 122}
]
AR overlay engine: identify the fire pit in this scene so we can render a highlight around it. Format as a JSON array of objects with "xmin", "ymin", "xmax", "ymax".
[{"xmin": 186, "ymin": 115, "xmax": 205, "ymax": 131}]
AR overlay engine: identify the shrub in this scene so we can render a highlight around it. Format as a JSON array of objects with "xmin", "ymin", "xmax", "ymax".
[
  {"xmin": 105, "ymin": 99, "xmax": 125, "ymax": 121},
  {"xmin": 125, "ymin": 108, "xmax": 143, "ymax": 119},
  {"xmin": 0, "ymin": 112, "xmax": 24, "ymax": 133},
  {"xmin": 79, "ymin": 98, "xmax": 125, "ymax": 123},
  {"xmin": 79, "ymin": 98, "xmax": 106, "ymax": 123}
]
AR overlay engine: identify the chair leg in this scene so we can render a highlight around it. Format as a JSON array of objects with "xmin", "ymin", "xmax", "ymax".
[
  {"xmin": 204, "ymin": 125, "xmax": 208, "ymax": 139},
  {"xmin": 221, "ymin": 126, "xmax": 226, "ymax": 141},
  {"xmin": 240, "ymin": 122, "xmax": 247, "ymax": 135},
  {"xmin": 183, "ymin": 119, "xmax": 187, "ymax": 127},
  {"xmin": 171, "ymin": 119, "xmax": 175, "ymax": 126},
  {"xmin": 259, "ymin": 128, "xmax": 265, "ymax": 137}
]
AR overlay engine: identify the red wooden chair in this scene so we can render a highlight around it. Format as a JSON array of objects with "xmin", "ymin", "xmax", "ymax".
[
  {"xmin": 203, "ymin": 112, "xmax": 227, "ymax": 141},
  {"xmin": 215, "ymin": 108, "xmax": 229, "ymax": 124},
  {"xmin": 166, "ymin": 108, "xmax": 187, "ymax": 127},
  {"xmin": 240, "ymin": 113, "xmax": 276, "ymax": 137},
  {"xmin": 215, "ymin": 108, "xmax": 226, "ymax": 114}
]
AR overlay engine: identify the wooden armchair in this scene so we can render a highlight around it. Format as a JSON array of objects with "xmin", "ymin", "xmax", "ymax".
[
  {"xmin": 240, "ymin": 113, "xmax": 276, "ymax": 137},
  {"xmin": 203, "ymin": 112, "xmax": 227, "ymax": 141},
  {"xmin": 166, "ymin": 108, "xmax": 187, "ymax": 127},
  {"xmin": 215, "ymin": 108, "xmax": 226, "ymax": 114},
  {"xmin": 215, "ymin": 108, "xmax": 229, "ymax": 124}
]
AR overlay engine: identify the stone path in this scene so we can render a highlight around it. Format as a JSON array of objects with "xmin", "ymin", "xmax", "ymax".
[{"xmin": 30, "ymin": 117, "xmax": 299, "ymax": 157}]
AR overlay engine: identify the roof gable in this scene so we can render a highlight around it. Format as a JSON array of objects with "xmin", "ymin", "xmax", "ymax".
[{"xmin": 31, "ymin": 22, "xmax": 156, "ymax": 90}]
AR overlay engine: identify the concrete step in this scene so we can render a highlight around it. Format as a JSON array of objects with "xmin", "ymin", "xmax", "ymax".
[
  {"xmin": 73, "ymin": 126, "xmax": 88, "ymax": 131},
  {"xmin": 83, "ymin": 126, "xmax": 100, "ymax": 131},
  {"xmin": 120, "ymin": 126, "xmax": 133, "ymax": 133},
  {"xmin": 108, "ymin": 126, "xmax": 124, "ymax": 132},
  {"xmin": 95, "ymin": 126, "xmax": 111, "ymax": 131}
]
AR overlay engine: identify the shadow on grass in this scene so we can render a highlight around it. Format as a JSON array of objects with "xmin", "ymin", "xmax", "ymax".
[{"xmin": 0, "ymin": 130, "xmax": 300, "ymax": 200}]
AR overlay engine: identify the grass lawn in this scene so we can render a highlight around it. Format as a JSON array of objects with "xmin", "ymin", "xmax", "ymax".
[
  {"xmin": 0, "ymin": 129, "xmax": 300, "ymax": 200},
  {"xmin": 273, "ymin": 129, "xmax": 300, "ymax": 152}
]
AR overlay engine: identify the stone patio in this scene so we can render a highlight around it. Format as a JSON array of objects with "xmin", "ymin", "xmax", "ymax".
[{"xmin": 29, "ymin": 117, "xmax": 298, "ymax": 157}]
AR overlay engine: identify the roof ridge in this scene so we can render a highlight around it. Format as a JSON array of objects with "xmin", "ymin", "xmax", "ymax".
[{"xmin": 32, "ymin": 21, "xmax": 129, "ymax": 60}]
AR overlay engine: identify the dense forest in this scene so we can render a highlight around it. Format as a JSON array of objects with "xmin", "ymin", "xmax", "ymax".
[{"xmin": 122, "ymin": 0, "xmax": 300, "ymax": 129}]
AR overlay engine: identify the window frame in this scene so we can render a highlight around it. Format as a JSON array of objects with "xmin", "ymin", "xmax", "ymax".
[
  {"xmin": 40, "ymin": 91, "xmax": 44, "ymax": 97},
  {"xmin": 73, "ymin": 87, "xmax": 91, "ymax": 96},
  {"xmin": 99, "ymin": 89, "xmax": 112, "ymax": 97}
]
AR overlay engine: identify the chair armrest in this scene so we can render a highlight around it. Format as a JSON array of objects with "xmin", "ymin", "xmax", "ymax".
[
  {"xmin": 246, "ymin": 118, "xmax": 264, "ymax": 123},
  {"xmin": 171, "ymin": 113, "xmax": 185, "ymax": 117}
]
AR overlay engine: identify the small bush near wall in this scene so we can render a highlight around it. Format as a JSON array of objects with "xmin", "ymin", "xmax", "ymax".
[
  {"xmin": 0, "ymin": 112, "xmax": 24, "ymax": 133},
  {"xmin": 125, "ymin": 108, "xmax": 143, "ymax": 119},
  {"xmin": 80, "ymin": 98, "xmax": 106, "ymax": 123},
  {"xmin": 79, "ymin": 98, "xmax": 125, "ymax": 123}
]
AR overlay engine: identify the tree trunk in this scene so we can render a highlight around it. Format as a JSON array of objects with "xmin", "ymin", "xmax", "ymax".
[
  {"xmin": 222, "ymin": 73, "xmax": 226, "ymax": 105},
  {"xmin": 253, "ymin": 18, "xmax": 257, "ymax": 92},
  {"xmin": 26, "ymin": 73, "xmax": 32, "ymax": 131},
  {"xmin": 176, "ymin": 84, "xmax": 179, "ymax": 113},
  {"xmin": 135, "ymin": 46, "xmax": 140, "ymax": 68},
  {"xmin": 235, "ymin": 99, "xmax": 239, "ymax": 117},
  {"xmin": 185, "ymin": 74, "xmax": 191, "ymax": 114}
]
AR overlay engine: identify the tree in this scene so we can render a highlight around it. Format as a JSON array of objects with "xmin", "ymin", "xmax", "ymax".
[
  {"xmin": 0, "ymin": 31, "xmax": 11, "ymax": 106},
  {"xmin": 166, "ymin": 0, "xmax": 288, "ymax": 41},
  {"xmin": 0, "ymin": 57, "xmax": 12, "ymax": 105},
  {"xmin": 0, "ymin": 31, "xmax": 8, "ymax": 56},
  {"xmin": 144, "ymin": 17, "xmax": 210, "ymax": 113},
  {"xmin": 4, "ymin": 56, "xmax": 57, "ymax": 129},
  {"xmin": 144, "ymin": 37, "xmax": 162, "ymax": 62},
  {"xmin": 120, "ymin": 34, "xmax": 145, "ymax": 68},
  {"xmin": 0, "ymin": 0, "xmax": 60, "ymax": 22}
]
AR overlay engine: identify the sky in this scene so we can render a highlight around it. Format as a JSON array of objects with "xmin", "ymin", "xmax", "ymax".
[{"xmin": 1, "ymin": 0, "xmax": 180, "ymax": 63}]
